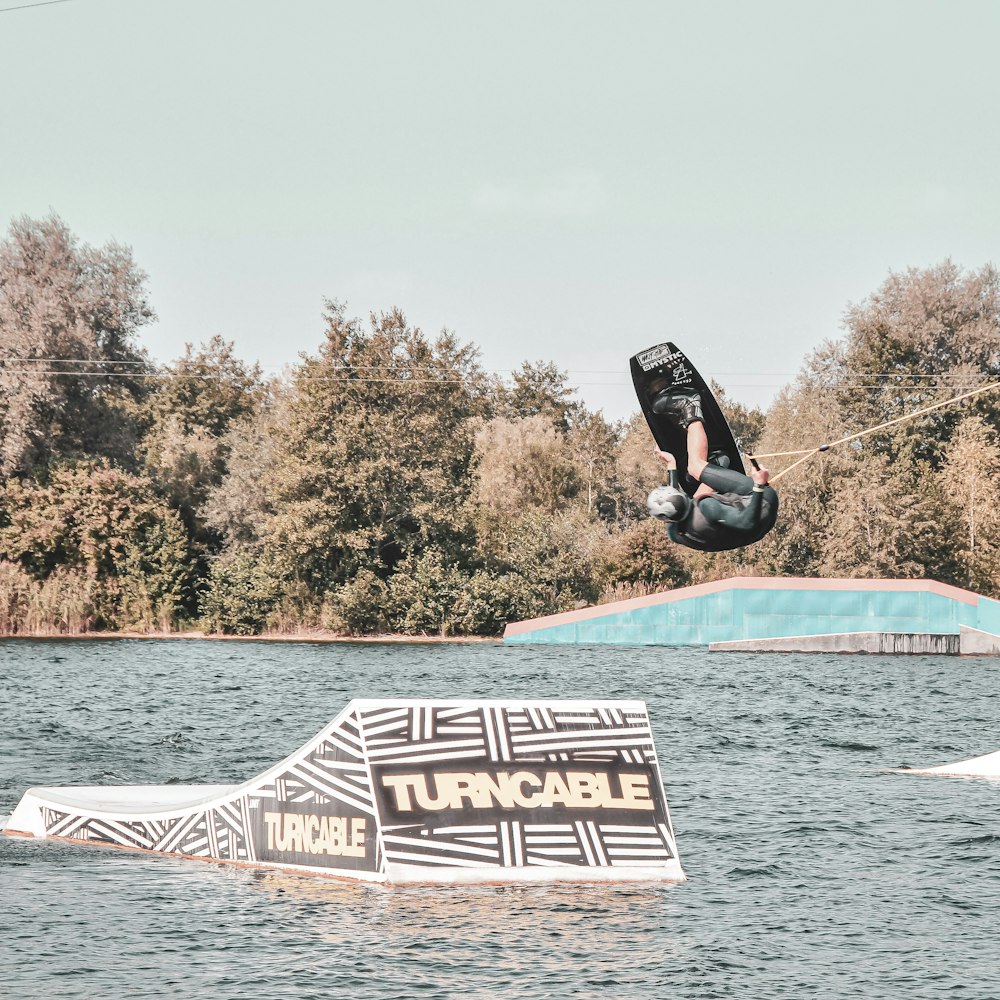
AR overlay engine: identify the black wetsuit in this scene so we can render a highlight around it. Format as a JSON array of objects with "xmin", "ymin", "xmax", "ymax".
[{"xmin": 667, "ymin": 463, "xmax": 778, "ymax": 552}]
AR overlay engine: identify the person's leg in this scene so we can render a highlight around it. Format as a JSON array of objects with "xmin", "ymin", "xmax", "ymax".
[
  {"xmin": 698, "ymin": 463, "xmax": 754, "ymax": 495},
  {"xmin": 686, "ymin": 422, "xmax": 709, "ymax": 477},
  {"xmin": 685, "ymin": 422, "xmax": 715, "ymax": 498},
  {"xmin": 649, "ymin": 387, "xmax": 720, "ymax": 496}
]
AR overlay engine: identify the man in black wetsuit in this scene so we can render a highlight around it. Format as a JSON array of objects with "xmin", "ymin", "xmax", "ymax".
[{"xmin": 646, "ymin": 389, "xmax": 778, "ymax": 552}]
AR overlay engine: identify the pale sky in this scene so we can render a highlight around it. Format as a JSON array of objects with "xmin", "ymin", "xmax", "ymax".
[{"xmin": 2, "ymin": 0, "xmax": 998, "ymax": 420}]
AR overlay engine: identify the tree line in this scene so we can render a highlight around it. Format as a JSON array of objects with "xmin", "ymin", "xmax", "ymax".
[{"xmin": 2, "ymin": 214, "xmax": 999, "ymax": 636}]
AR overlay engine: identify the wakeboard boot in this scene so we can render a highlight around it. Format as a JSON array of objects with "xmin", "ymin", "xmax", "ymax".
[{"xmin": 649, "ymin": 387, "xmax": 705, "ymax": 429}]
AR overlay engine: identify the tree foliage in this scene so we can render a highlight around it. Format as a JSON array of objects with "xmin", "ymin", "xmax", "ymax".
[
  {"xmin": 834, "ymin": 261, "xmax": 1000, "ymax": 467},
  {"xmin": 0, "ymin": 463, "xmax": 191, "ymax": 630},
  {"xmin": 257, "ymin": 302, "xmax": 491, "ymax": 593},
  {"xmin": 3, "ymin": 221, "xmax": 1000, "ymax": 638},
  {"xmin": 0, "ymin": 215, "xmax": 154, "ymax": 477},
  {"xmin": 200, "ymin": 551, "xmax": 285, "ymax": 636},
  {"xmin": 140, "ymin": 336, "xmax": 266, "ymax": 542}
]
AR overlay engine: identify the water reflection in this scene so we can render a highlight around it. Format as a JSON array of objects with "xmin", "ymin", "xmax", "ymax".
[{"xmin": 242, "ymin": 871, "xmax": 691, "ymax": 996}]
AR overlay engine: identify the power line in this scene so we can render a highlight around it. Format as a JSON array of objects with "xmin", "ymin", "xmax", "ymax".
[
  {"xmin": 1, "ymin": 357, "xmax": 997, "ymax": 380},
  {"xmin": 2, "ymin": 368, "xmax": 1000, "ymax": 396},
  {"xmin": 0, "ymin": 0, "xmax": 74, "ymax": 12}
]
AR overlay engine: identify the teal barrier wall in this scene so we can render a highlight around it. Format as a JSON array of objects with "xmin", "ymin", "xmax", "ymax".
[{"xmin": 504, "ymin": 584, "xmax": 1000, "ymax": 646}]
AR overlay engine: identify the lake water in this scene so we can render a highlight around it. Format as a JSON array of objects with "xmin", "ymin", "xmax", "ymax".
[{"xmin": 1, "ymin": 638, "xmax": 998, "ymax": 999}]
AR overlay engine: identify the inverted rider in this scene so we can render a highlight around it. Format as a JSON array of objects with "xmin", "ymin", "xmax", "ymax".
[{"xmin": 646, "ymin": 387, "xmax": 778, "ymax": 551}]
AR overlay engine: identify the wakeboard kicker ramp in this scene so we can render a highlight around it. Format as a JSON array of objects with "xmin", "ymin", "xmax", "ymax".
[
  {"xmin": 5, "ymin": 698, "xmax": 685, "ymax": 884},
  {"xmin": 889, "ymin": 748, "xmax": 1000, "ymax": 779}
]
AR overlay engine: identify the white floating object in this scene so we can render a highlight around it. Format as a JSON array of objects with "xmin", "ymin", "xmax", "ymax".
[
  {"xmin": 893, "ymin": 749, "xmax": 1000, "ymax": 778},
  {"xmin": 5, "ymin": 699, "xmax": 685, "ymax": 884}
]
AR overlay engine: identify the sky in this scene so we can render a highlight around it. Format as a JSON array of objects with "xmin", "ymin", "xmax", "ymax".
[{"xmin": 1, "ymin": 0, "xmax": 998, "ymax": 421}]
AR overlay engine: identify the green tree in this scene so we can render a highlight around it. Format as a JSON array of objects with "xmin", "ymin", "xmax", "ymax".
[
  {"xmin": 710, "ymin": 381, "xmax": 767, "ymax": 456},
  {"xmin": 504, "ymin": 360, "xmax": 580, "ymax": 429},
  {"xmin": 140, "ymin": 337, "xmax": 266, "ymax": 540},
  {"xmin": 202, "ymin": 397, "xmax": 288, "ymax": 549},
  {"xmin": 142, "ymin": 335, "xmax": 264, "ymax": 437},
  {"xmin": 0, "ymin": 464, "xmax": 192, "ymax": 629},
  {"xmin": 567, "ymin": 410, "xmax": 621, "ymax": 518},
  {"xmin": 748, "ymin": 374, "xmax": 850, "ymax": 577},
  {"xmin": 816, "ymin": 453, "xmax": 952, "ymax": 581},
  {"xmin": 612, "ymin": 414, "xmax": 670, "ymax": 527},
  {"xmin": 476, "ymin": 507, "xmax": 606, "ymax": 615},
  {"xmin": 835, "ymin": 261, "xmax": 1000, "ymax": 467},
  {"xmin": 0, "ymin": 215, "xmax": 154, "ymax": 477},
  {"xmin": 200, "ymin": 551, "xmax": 285, "ymax": 635},
  {"xmin": 596, "ymin": 518, "xmax": 690, "ymax": 591},
  {"xmin": 472, "ymin": 414, "xmax": 581, "ymax": 523},
  {"xmin": 261, "ymin": 302, "xmax": 492, "ymax": 593},
  {"xmin": 384, "ymin": 547, "xmax": 472, "ymax": 636}
]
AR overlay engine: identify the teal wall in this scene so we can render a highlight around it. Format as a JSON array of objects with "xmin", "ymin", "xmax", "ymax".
[{"xmin": 504, "ymin": 586, "xmax": 1000, "ymax": 646}]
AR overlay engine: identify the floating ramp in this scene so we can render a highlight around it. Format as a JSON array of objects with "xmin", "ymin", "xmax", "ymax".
[
  {"xmin": 891, "ymin": 749, "xmax": 1000, "ymax": 779},
  {"xmin": 5, "ymin": 699, "xmax": 684, "ymax": 884},
  {"xmin": 504, "ymin": 576, "xmax": 1000, "ymax": 650}
]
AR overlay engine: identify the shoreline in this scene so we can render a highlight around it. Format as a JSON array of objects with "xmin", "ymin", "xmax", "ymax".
[{"xmin": 0, "ymin": 630, "xmax": 502, "ymax": 645}]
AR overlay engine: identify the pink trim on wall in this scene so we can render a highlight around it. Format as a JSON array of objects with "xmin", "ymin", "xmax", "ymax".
[{"xmin": 501, "ymin": 576, "xmax": 981, "ymax": 638}]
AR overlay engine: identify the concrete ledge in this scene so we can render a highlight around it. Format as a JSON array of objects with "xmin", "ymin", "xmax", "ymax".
[
  {"xmin": 504, "ymin": 576, "xmax": 1000, "ymax": 646},
  {"xmin": 959, "ymin": 625, "xmax": 1000, "ymax": 655},
  {"xmin": 709, "ymin": 632, "xmax": 960, "ymax": 654}
]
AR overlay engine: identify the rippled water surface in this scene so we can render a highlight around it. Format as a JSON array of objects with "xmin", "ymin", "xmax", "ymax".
[{"xmin": 1, "ymin": 639, "xmax": 998, "ymax": 999}]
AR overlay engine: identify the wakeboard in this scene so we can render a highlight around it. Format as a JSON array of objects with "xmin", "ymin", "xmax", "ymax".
[{"xmin": 630, "ymin": 342, "xmax": 743, "ymax": 497}]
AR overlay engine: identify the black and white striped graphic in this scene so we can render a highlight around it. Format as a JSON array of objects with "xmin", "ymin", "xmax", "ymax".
[
  {"xmin": 21, "ymin": 699, "xmax": 681, "ymax": 881},
  {"xmin": 361, "ymin": 701, "xmax": 679, "ymax": 874},
  {"xmin": 36, "ymin": 707, "xmax": 380, "ymax": 872}
]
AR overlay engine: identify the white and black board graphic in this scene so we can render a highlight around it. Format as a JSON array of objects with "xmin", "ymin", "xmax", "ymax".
[{"xmin": 6, "ymin": 699, "xmax": 684, "ymax": 884}]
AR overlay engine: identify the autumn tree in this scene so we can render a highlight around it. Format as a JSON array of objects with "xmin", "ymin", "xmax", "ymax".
[
  {"xmin": 0, "ymin": 215, "xmax": 155, "ymax": 477},
  {"xmin": 0, "ymin": 464, "xmax": 192, "ymax": 630},
  {"xmin": 140, "ymin": 336, "xmax": 266, "ymax": 540},
  {"xmin": 503, "ymin": 360, "xmax": 580, "ymax": 429},
  {"xmin": 938, "ymin": 415, "xmax": 1000, "ymax": 591},
  {"xmin": 258, "ymin": 302, "xmax": 492, "ymax": 596},
  {"xmin": 834, "ymin": 261, "xmax": 1000, "ymax": 468}
]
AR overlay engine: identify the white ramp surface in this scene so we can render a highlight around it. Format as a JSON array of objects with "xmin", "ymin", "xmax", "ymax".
[
  {"xmin": 6, "ymin": 699, "xmax": 685, "ymax": 884},
  {"xmin": 893, "ymin": 749, "xmax": 1000, "ymax": 778}
]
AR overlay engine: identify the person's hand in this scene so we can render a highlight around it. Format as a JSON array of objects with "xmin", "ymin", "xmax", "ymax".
[
  {"xmin": 752, "ymin": 465, "xmax": 770, "ymax": 486},
  {"xmin": 653, "ymin": 448, "xmax": 677, "ymax": 470}
]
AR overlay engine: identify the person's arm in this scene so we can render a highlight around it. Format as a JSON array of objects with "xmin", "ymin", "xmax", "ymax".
[{"xmin": 653, "ymin": 448, "xmax": 681, "ymax": 490}]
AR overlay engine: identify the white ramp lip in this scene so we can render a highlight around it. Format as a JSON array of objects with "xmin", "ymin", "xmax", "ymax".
[
  {"xmin": 889, "ymin": 749, "xmax": 1000, "ymax": 778},
  {"xmin": 5, "ymin": 698, "xmax": 685, "ymax": 885}
]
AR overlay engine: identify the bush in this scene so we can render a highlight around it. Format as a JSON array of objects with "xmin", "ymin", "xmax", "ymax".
[
  {"xmin": 596, "ymin": 519, "xmax": 691, "ymax": 590},
  {"xmin": 324, "ymin": 570, "xmax": 391, "ymax": 635},
  {"xmin": 452, "ymin": 569, "xmax": 551, "ymax": 635},
  {"xmin": 200, "ymin": 553, "xmax": 284, "ymax": 635},
  {"xmin": 0, "ymin": 561, "xmax": 97, "ymax": 635},
  {"xmin": 385, "ymin": 549, "xmax": 469, "ymax": 636},
  {"xmin": 0, "ymin": 464, "xmax": 192, "ymax": 631}
]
